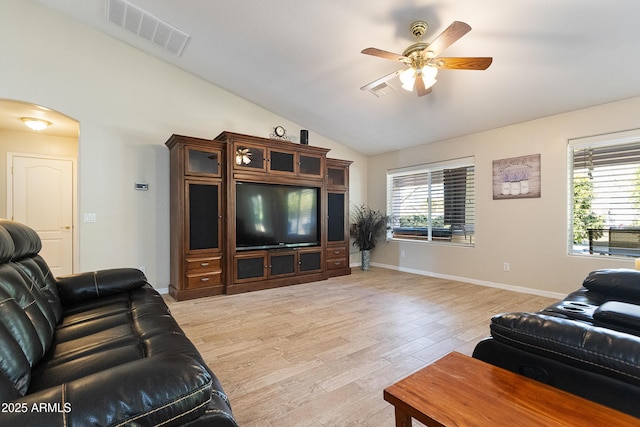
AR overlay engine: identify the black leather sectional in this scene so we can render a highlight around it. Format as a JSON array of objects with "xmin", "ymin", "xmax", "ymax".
[
  {"xmin": 474, "ymin": 268, "xmax": 640, "ymax": 417},
  {"xmin": 0, "ymin": 220, "xmax": 237, "ymax": 426}
]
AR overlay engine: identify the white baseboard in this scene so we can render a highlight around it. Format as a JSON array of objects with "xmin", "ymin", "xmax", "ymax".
[
  {"xmin": 155, "ymin": 286, "xmax": 169, "ymax": 295},
  {"xmin": 363, "ymin": 262, "xmax": 566, "ymax": 300}
]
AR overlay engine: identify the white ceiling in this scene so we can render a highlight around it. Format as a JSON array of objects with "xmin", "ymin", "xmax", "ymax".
[
  {"xmin": 0, "ymin": 99, "xmax": 78, "ymax": 139},
  {"xmin": 31, "ymin": 0, "xmax": 640, "ymax": 155}
]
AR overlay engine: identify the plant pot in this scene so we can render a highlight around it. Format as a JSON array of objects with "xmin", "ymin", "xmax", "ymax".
[{"xmin": 361, "ymin": 249, "xmax": 371, "ymax": 271}]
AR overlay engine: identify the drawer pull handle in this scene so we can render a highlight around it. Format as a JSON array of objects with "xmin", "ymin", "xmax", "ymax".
[
  {"xmin": 200, "ymin": 277, "xmax": 210, "ymax": 282},
  {"xmin": 200, "ymin": 262, "xmax": 210, "ymax": 267},
  {"xmin": 334, "ymin": 261, "xmax": 341, "ymax": 265},
  {"xmin": 334, "ymin": 250, "xmax": 341, "ymax": 254}
]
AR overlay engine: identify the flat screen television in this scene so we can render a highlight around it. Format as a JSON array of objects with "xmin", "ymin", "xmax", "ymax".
[{"xmin": 236, "ymin": 182, "xmax": 320, "ymax": 250}]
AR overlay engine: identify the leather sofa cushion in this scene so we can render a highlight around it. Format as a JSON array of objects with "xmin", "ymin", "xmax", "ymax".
[
  {"xmin": 7, "ymin": 354, "xmax": 214, "ymax": 427},
  {"xmin": 57, "ymin": 268, "xmax": 147, "ymax": 305},
  {"xmin": 29, "ymin": 285, "xmax": 204, "ymax": 392},
  {"xmin": 20, "ymin": 283, "xmax": 218, "ymax": 425},
  {"xmin": 0, "ymin": 264, "xmax": 58, "ymax": 396},
  {"xmin": 490, "ymin": 311, "xmax": 640, "ymax": 385},
  {"xmin": 583, "ymin": 269, "xmax": 640, "ymax": 301},
  {"xmin": 0, "ymin": 226, "xmax": 14, "ymax": 263}
]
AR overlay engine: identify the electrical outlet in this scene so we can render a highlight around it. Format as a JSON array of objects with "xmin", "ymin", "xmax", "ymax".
[
  {"xmin": 400, "ymin": 250, "xmax": 405, "ymax": 258},
  {"xmin": 83, "ymin": 213, "xmax": 96, "ymax": 223},
  {"xmin": 503, "ymin": 262, "xmax": 510, "ymax": 272}
]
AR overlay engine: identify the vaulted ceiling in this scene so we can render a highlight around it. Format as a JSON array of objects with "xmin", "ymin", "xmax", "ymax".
[{"xmin": 34, "ymin": 0, "xmax": 640, "ymax": 155}]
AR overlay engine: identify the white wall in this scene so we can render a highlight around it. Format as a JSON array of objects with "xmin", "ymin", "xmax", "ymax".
[
  {"xmin": 368, "ymin": 96, "xmax": 640, "ymax": 296},
  {"xmin": 0, "ymin": 0, "xmax": 366, "ymax": 289}
]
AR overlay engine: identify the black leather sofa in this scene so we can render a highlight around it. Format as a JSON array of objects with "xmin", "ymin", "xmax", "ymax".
[
  {"xmin": 473, "ymin": 269, "xmax": 640, "ymax": 417},
  {"xmin": 0, "ymin": 220, "xmax": 237, "ymax": 426}
]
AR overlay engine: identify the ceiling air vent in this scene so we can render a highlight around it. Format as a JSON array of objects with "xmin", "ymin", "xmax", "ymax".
[
  {"xmin": 106, "ymin": 0, "xmax": 190, "ymax": 56},
  {"xmin": 368, "ymin": 82, "xmax": 396, "ymax": 98}
]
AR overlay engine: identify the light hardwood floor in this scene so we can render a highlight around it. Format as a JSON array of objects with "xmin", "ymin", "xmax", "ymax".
[{"xmin": 165, "ymin": 267, "xmax": 557, "ymax": 426}]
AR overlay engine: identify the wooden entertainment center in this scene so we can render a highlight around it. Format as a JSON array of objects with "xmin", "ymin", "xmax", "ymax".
[{"xmin": 166, "ymin": 131, "xmax": 352, "ymax": 300}]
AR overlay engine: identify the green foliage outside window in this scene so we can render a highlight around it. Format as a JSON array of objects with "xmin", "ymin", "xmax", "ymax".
[
  {"xmin": 397, "ymin": 215, "xmax": 445, "ymax": 228},
  {"xmin": 573, "ymin": 177, "xmax": 605, "ymax": 244}
]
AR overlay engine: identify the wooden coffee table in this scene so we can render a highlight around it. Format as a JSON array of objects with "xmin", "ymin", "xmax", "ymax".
[{"xmin": 384, "ymin": 351, "xmax": 639, "ymax": 426}]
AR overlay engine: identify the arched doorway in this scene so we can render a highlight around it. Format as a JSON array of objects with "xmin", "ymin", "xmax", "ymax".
[{"xmin": 0, "ymin": 99, "xmax": 79, "ymax": 275}]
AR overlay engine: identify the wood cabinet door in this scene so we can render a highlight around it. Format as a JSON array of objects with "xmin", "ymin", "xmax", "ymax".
[
  {"xmin": 234, "ymin": 252, "xmax": 268, "ymax": 283},
  {"xmin": 269, "ymin": 251, "xmax": 297, "ymax": 278},
  {"xmin": 186, "ymin": 180, "xmax": 221, "ymax": 252},
  {"xmin": 298, "ymin": 248, "xmax": 323, "ymax": 274}
]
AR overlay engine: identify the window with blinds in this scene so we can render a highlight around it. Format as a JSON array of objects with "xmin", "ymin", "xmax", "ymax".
[
  {"xmin": 569, "ymin": 129, "xmax": 640, "ymax": 257},
  {"xmin": 387, "ymin": 158, "xmax": 475, "ymax": 245}
]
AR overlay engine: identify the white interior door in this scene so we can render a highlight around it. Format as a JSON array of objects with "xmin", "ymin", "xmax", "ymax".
[{"xmin": 9, "ymin": 155, "xmax": 74, "ymax": 276}]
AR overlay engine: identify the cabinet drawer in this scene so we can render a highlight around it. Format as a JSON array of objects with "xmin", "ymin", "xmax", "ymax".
[
  {"xmin": 327, "ymin": 258, "xmax": 348, "ymax": 270},
  {"xmin": 186, "ymin": 271, "xmax": 221, "ymax": 289},
  {"xmin": 327, "ymin": 246, "xmax": 347, "ymax": 258},
  {"xmin": 186, "ymin": 256, "xmax": 222, "ymax": 272}
]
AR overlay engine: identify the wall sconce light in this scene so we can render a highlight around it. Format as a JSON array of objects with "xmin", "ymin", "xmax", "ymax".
[{"xmin": 21, "ymin": 117, "xmax": 52, "ymax": 131}]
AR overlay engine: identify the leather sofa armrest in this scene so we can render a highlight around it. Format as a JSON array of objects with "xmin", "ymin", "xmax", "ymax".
[
  {"xmin": 594, "ymin": 301, "xmax": 640, "ymax": 331},
  {"xmin": 56, "ymin": 268, "xmax": 147, "ymax": 306},
  {"xmin": 0, "ymin": 354, "xmax": 221, "ymax": 427},
  {"xmin": 490, "ymin": 312, "xmax": 640, "ymax": 384}
]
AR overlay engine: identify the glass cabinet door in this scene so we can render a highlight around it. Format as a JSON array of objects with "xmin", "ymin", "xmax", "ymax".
[
  {"xmin": 186, "ymin": 148, "xmax": 221, "ymax": 177},
  {"xmin": 269, "ymin": 149, "xmax": 296, "ymax": 174},
  {"xmin": 327, "ymin": 166, "xmax": 346, "ymax": 188},
  {"xmin": 234, "ymin": 144, "xmax": 266, "ymax": 171},
  {"xmin": 299, "ymin": 154, "xmax": 323, "ymax": 177}
]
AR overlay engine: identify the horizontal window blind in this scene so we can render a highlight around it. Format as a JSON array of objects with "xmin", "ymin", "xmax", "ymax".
[
  {"xmin": 387, "ymin": 159, "xmax": 474, "ymax": 245},
  {"xmin": 570, "ymin": 129, "xmax": 640, "ymax": 257}
]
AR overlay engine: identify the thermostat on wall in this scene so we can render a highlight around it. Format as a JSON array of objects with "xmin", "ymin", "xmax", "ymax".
[{"xmin": 135, "ymin": 183, "xmax": 149, "ymax": 191}]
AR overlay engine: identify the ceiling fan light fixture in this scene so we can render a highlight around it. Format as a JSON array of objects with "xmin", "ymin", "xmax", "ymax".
[
  {"xmin": 422, "ymin": 65, "xmax": 438, "ymax": 80},
  {"xmin": 398, "ymin": 68, "xmax": 416, "ymax": 91},
  {"xmin": 398, "ymin": 66, "xmax": 438, "ymax": 92},
  {"xmin": 420, "ymin": 66, "xmax": 438, "ymax": 89},
  {"xmin": 21, "ymin": 117, "xmax": 51, "ymax": 131}
]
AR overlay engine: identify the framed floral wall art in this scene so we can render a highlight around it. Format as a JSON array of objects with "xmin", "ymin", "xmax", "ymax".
[{"xmin": 492, "ymin": 154, "xmax": 541, "ymax": 200}]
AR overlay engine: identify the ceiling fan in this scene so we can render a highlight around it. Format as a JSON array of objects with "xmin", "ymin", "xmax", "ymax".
[{"xmin": 361, "ymin": 21, "xmax": 492, "ymax": 96}]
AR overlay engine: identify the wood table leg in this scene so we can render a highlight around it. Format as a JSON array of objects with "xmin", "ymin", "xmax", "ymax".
[{"xmin": 394, "ymin": 407, "xmax": 412, "ymax": 427}]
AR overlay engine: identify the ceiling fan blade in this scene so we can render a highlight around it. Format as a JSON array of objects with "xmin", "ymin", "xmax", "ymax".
[
  {"xmin": 424, "ymin": 21, "xmax": 471, "ymax": 57},
  {"xmin": 431, "ymin": 57, "xmax": 493, "ymax": 70},
  {"xmin": 414, "ymin": 75, "xmax": 430, "ymax": 96},
  {"xmin": 360, "ymin": 69, "xmax": 403, "ymax": 91},
  {"xmin": 361, "ymin": 47, "xmax": 407, "ymax": 62}
]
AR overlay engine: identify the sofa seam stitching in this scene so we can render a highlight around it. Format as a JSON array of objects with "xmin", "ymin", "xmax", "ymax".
[
  {"xmin": 61, "ymin": 383, "xmax": 68, "ymax": 427},
  {"xmin": 93, "ymin": 271, "xmax": 99, "ymax": 297},
  {"xmin": 111, "ymin": 380, "xmax": 212, "ymax": 427}
]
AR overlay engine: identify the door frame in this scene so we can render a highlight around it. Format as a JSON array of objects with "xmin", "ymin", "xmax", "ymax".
[{"xmin": 6, "ymin": 152, "xmax": 78, "ymax": 273}]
